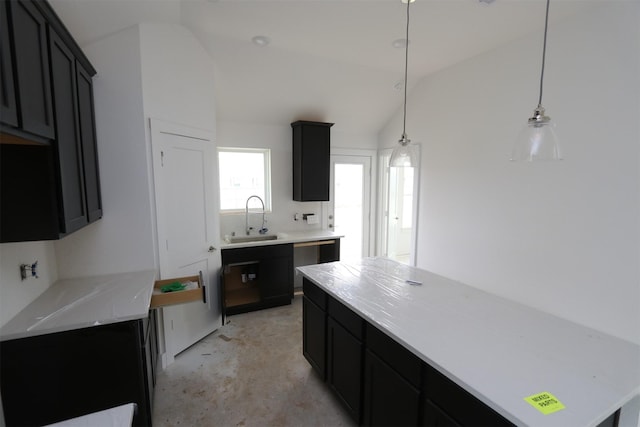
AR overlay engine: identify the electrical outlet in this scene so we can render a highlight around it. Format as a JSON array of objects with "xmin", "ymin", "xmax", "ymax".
[{"xmin": 20, "ymin": 261, "xmax": 38, "ymax": 280}]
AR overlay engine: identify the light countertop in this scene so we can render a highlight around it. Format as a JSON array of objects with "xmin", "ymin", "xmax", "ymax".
[
  {"xmin": 220, "ymin": 230, "xmax": 343, "ymax": 250},
  {"xmin": 0, "ymin": 270, "xmax": 157, "ymax": 341},
  {"xmin": 297, "ymin": 257, "xmax": 640, "ymax": 427},
  {"xmin": 44, "ymin": 403, "xmax": 136, "ymax": 427}
]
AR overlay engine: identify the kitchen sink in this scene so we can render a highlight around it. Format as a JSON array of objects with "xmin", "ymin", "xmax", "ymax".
[{"xmin": 226, "ymin": 234, "xmax": 279, "ymax": 244}]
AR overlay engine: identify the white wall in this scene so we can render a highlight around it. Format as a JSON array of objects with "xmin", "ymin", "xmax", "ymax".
[
  {"xmin": 139, "ymin": 23, "xmax": 217, "ymax": 131},
  {"xmin": 0, "ymin": 242, "xmax": 58, "ymax": 326},
  {"xmin": 380, "ymin": 3, "xmax": 640, "ymax": 344},
  {"xmin": 217, "ymin": 120, "xmax": 377, "ymax": 237}
]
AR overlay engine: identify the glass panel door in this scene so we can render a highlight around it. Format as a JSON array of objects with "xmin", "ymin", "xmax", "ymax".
[
  {"xmin": 329, "ymin": 155, "xmax": 371, "ymax": 262},
  {"xmin": 379, "ymin": 151, "xmax": 416, "ymax": 265}
]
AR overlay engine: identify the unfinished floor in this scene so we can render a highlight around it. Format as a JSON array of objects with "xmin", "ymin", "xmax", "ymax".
[{"xmin": 152, "ymin": 295, "xmax": 356, "ymax": 426}]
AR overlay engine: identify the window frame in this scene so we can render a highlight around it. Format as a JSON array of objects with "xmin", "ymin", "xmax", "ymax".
[{"xmin": 218, "ymin": 147, "xmax": 272, "ymax": 214}]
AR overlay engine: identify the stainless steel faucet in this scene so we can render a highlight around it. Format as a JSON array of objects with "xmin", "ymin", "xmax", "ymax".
[{"xmin": 245, "ymin": 195, "xmax": 268, "ymax": 235}]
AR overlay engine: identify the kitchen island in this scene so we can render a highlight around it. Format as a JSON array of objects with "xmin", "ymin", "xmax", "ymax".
[{"xmin": 298, "ymin": 258, "xmax": 640, "ymax": 426}]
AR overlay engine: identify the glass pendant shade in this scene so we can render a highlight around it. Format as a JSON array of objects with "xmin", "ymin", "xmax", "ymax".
[
  {"xmin": 390, "ymin": 134, "xmax": 418, "ymax": 167},
  {"xmin": 512, "ymin": 0, "xmax": 562, "ymax": 162},
  {"xmin": 511, "ymin": 105, "xmax": 562, "ymax": 161}
]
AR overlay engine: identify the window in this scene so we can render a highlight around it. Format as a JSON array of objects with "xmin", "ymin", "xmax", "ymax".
[{"xmin": 218, "ymin": 148, "xmax": 271, "ymax": 212}]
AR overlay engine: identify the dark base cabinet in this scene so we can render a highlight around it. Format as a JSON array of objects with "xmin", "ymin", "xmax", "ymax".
[
  {"xmin": 303, "ymin": 296, "xmax": 327, "ymax": 379},
  {"xmin": 301, "ymin": 277, "xmax": 515, "ymax": 427},
  {"xmin": 327, "ymin": 316, "xmax": 363, "ymax": 422},
  {"xmin": 364, "ymin": 350, "xmax": 421, "ymax": 427},
  {"xmin": 221, "ymin": 243, "xmax": 293, "ymax": 319},
  {"xmin": 423, "ymin": 365, "xmax": 513, "ymax": 427},
  {"xmin": 0, "ymin": 313, "xmax": 158, "ymax": 427}
]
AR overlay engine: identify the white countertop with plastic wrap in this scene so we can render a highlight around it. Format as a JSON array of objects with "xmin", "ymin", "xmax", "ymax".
[
  {"xmin": 220, "ymin": 230, "xmax": 343, "ymax": 249},
  {"xmin": 44, "ymin": 403, "xmax": 136, "ymax": 427},
  {"xmin": 0, "ymin": 270, "xmax": 157, "ymax": 342},
  {"xmin": 297, "ymin": 257, "xmax": 640, "ymax": 427}
]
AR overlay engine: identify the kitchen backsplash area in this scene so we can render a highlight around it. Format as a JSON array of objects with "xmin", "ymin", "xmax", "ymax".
[{"xmin": 219, "ymin": 201, "xmax": 325, "ymax": 241}]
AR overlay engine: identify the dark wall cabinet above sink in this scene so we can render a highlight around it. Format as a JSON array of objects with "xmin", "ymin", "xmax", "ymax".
[{"xmin": 292, "ymin": 120, "xmax": 333, "ymax": 202}]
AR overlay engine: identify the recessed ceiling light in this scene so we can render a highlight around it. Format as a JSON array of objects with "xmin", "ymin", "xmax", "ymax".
[
  {"xmin": 251, "ymin": 36, "xmax": 270, "ymax": 47},
  {"xmin": 392, "ymin": 38, "xmax": 408, "ymax": 49},
  {"xmin": 479, "ymin": 0, "xmax": 495, "ymax": 4},
  {"xmin": 401, "ymin": 0, "xmax": 416, "ymax": 3}
]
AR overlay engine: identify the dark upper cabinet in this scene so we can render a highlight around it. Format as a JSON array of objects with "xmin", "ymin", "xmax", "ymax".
[
  {"xmin": 76, "ymin": 62, "xmax": 102, "ymax": 222},
  {"xmin": 49, "ymin": 28, "xmax": 88, "ymax": 234},
  {"xmin": 0, "ymin": 1, "xmax": 18, "ymax": 127},
  {"xmin": 0, "ymin": 0, "xmax": 101, "ymax": 242},
  {"xmin": 7, "ymin": 0, "xmax": 55, "ymax": 139},
  {"xmin": 49, "ymin": 26, "xmax": 103, "ymax": 234},
  {"xmin": 292, "ymin": 120, "xmax": 333, "ymax": 201}
]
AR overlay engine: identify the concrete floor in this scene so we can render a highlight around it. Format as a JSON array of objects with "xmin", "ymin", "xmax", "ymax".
[{"xmin": 153, "ymin": 295, "xmax": 356, "ymax": 427}]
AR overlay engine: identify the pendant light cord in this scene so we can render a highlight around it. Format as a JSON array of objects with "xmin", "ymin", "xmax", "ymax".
[
  {"xmin": 538, "ymin": 0, "xmax": 550, "ymax": 106},
  {"xmin": 402, "ymin": 0, "xmax": 410, "ymax": 137}
]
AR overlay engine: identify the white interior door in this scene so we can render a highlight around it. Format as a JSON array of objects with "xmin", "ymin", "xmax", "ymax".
[
  {"xmin": 378, "ymin": 150, "xmax": 418, "ymax": 265},
  {"xmin": 150, "ymin": 118, "xmax": 221, "ymax": 365},
  {"xmin": 387, "ymin": 167, "xmax": 414, "ymax": 263},
  {"xmin": 329, "ymin": 154, "xmax": 372, "ymax": 261}
]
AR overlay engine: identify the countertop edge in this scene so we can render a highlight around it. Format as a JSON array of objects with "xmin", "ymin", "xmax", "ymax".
[
  {"xmin": 220, "ymin": 230, "xmax": 344, "ymax": 249},
  {"xmin": 0, "ymin": 269, "xmax": 157, "ymax": 342}
]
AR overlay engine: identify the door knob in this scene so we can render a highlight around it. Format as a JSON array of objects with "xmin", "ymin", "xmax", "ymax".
[
  {"xmin": 328, "ymin": 224, "xmax": 333, "ymax": 229},
  {"xmin": 208, "ymin": 246, "xmax": 216, "ymax": 252}
]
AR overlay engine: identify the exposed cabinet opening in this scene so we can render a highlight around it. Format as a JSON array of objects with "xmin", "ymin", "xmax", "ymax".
[{"xmin": 223, "ymin": 262, "xmax": 261, "ymax": 308}]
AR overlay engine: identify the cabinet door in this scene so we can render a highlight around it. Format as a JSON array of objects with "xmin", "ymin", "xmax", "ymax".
[
  {"xmin": 363, "ymin": 349, "xmax": 421, "ymax": 427},
  {"xmin": 327, "ymin": 317, "xmax": 363, "ymax": 423},
  {"xmin": 49, "ymin": 28, "xmax": 88, "ymax": 234},
  {"xmin": 0, "ymin": 321, "xmax": 150, "ymax": 427},
  {"xmin": 292, "ymin": 121, "xmax": 332, "ymax": 201},
  {"xmin": 303, "ymin": 296, "xmax": 326, "ymax": 379},
  {"xmin": 422, "ymin": 400, "xmax": 460, "ymax": 427},
  {"xmin": 8, "ymin": 0, "xmax": 54, "ymax": 138},
  {"xmin": 76, "ymin": 62, "xmax": 102, "ymax": 222},
  {"xmin": 259, "ymin": 249, "xmax": 292, "ymax": 301},
  {"xmin": 424, "ymin": 365, "xmax": 513, "ymax": 427},
  {"xmin": 318, "ymin": 238, "xmax": 340, "ymax": 263},
  {"xmin": 0, "ymin": 0, "xmax": 18, "ymax": 127}
]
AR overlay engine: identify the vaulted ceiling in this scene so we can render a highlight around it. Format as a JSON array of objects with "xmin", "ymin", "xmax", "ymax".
[{"xmin": 49, "ymin": 0, "xmax": 595, "ymax": 134}]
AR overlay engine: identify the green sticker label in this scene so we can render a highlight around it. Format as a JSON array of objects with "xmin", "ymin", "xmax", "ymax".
[{"xmin": 524, "ymin": 391, "xmax": 565, "ymax": 415}]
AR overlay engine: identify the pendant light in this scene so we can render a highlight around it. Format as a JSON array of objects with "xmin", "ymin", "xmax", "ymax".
[
  {"xmin": 390, "ymin": 0, "xmax": 418, "ymax": 168},
  {"xmin": 511, "ymin": 0, "xmax": 562, "ymax": 161}
]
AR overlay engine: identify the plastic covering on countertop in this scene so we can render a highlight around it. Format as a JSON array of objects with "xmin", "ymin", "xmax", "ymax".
[
  {"xmin": 297, "ymin": 257, "xmax": 465, "ymax": 332},
  {"xmin": 44, "ymin": 403, "xmax": 136, "ymax": 427},
  {"xmin": 297, "ymin": 257, "xmax": 567, "ymax": 348},
  {"xmin": 0, "ymin": 270, "xmax": 156, "ymax": 341}
]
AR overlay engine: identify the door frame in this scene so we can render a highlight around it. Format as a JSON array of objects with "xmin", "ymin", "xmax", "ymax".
[
  {"xmin": 324, "ymin": 148, "xmax": 377, "ymax": 258},
  {"xmin": 149, "ymin": 117, "xmax": 221, "ymax": 367},
  {"xmin": 377, "ymin": 148, "xmax": 420, "ymax": 266}
]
